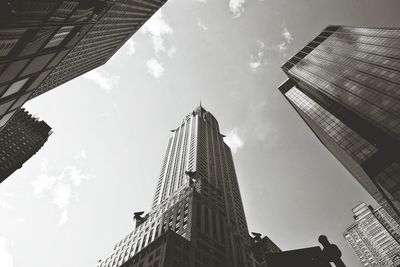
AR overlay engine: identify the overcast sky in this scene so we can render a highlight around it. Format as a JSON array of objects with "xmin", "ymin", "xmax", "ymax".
[{"xmin": 1, "ymin": 0, "xmax": 400, "ymax": 267}]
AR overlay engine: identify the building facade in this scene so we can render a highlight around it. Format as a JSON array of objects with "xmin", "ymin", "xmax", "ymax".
[
  {"xmin": 0, "ymin": 0, "xmax": 166, "ymax": 128},
  {"xmin": 119, "ymin": 230, "xmax": 191, "ymax": 267},
  {"xmin": 344, "ymin": 203, "xmax": 400, "ymax": 267},
  {"xmin": 97, "ymin": 106, "xmax": 278, "ymax": 267},
  {"xmin": 251, "ymin": 235, "xmax": 282, "ymax": 266},
  {"xmin": 0, "ymin": 0, "xmax": 166, "ymax": 179},
  {"xmin": 264, "ymin": 247, "xmax": 331, "ymax": 267},
  {"xmin": 30, "ymin": 0, "xmax": 168, "ymax": 98},
  {"xmin": 0, "ymin": 108, "xmax": 52, "ymax": 181},
  {"xmin": 279, "ymin": 26, "xmax": 400, "ymax": 219},
  {"xmin": 0, "ymin": 0, "xmax": 111, "ymax": 129}
]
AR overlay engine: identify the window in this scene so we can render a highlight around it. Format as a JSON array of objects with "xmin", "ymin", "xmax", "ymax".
[
  {"xmin": 204, "ymin": 206, "xmax": 209, "ymax": 234},
  {"xmin": 0, "ymin": 99, "xmax": 14, "ymax": 115},
  {"xmin": 0, "ymin": 40, "xmax": 18, "ymax": 57},
  {"xmin": 0, "ymin": 85, "xmax": 8, "ymax": 95},
  {"xmin": 45, "ymin": 26, "xmax": 74, "ymax": 48},
  {"xmin": 10, "ymin": 92, "xmax": 32, "ymax": 111},
  {"xmin": 0, "ymin": 29, "xmax": 25, "ymax": 57},
  {"xmin": 2, "ymin": 78, "xmax": 29, "ymax": 98},
  {"xmin": 0, "ymin": 110, "xmax": 16, "ymax": 128},
  {"xmin": 197, "ymin": 203, "xmax": 201, "ymax": 229}
]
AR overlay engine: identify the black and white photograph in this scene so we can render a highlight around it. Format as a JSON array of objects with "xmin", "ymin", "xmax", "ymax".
[{"xmin": 1, "ymin": 0, "xmax": 400, "ymax": 267}]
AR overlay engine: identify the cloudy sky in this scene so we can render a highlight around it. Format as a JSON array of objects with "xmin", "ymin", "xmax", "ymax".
[{"xmin": 1, "ymin": 0, "xmax": 400, "ymax": 266}]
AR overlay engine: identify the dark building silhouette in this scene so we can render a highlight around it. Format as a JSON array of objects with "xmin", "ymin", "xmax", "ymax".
[
  {"xmin": 279, "ymin": 26, "xmax": 400, "ymax": 220},
  {"xmin": 0, "ymin": 0, "xmax": 111, "ymax": 129},
  {"xmin": 251, "ymin": 233, "xmax": 282, "ymax": 266},
  {"xmin": 96, "ymin": 106, "xmax": 280, "ymax": 267},
  {"xmin": 265, "ymin": 236, "xmax": 345, "ymax": 267},
  {"xmin": 265, "ymin": 247, "xmax": 331, "ymax": 267},
  {"xmin": 0, "ymin": 108, "xmax": 51, "ymax": 181},
  {"xmin": 318, "ymin": 235, "xmax": 346, "ymax": 267}
]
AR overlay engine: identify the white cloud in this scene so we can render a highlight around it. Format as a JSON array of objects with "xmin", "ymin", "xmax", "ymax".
[
  {"xmin": 125, "ymin": 38, "xmax": 136, "ymax": 55},
  {"xmin": 146, "ymin": 58, "xmax": 165, "ymax": 80},
  {"xmin": 141, "ymin": 10, "xmax": 174, "ymax": 79},
  {"xmin": 83, "ymin": 69, "xmax": 120, "ymax": 93},
  {"xmin": 32, "ymin": 173, "xmax": 57, "ymax": 196},
  {"xmin": 32, "ymin": 159, "xmax": 94, "ymax": 226},
  {"xmin": 141, "ymin": 10, "xmax": 173, "ymax": 55},
  {"xmin": 59, "ymin": 210, "xmax": 69, "ymax": 226},
  {"xmin": 0, "ymin": 193, "xmax": 14, "ymax": 210},
  {"xmin": 249, "ymin": 61, "xmax": 261, "ymax": 70},
  {"xmin": 282, "ymin": 27, "xmax": 294, "ymax": 44},
  {"xmin": 68, "ymin": 165, "xmax": 93, "ymax": 186},
  {"xmin": 40, "ymin": 159, "xmax": 48, "ymax": 172},
  {"xmin": 52, "ymin": 183, "xmax": 72, "ymax": 209},
  {"xmin": 262, "ymin": 25, "xmax": 294, "ymax": 58},
  {"xmin": 257, "ymin": 40, "xmax": 265, "ymax": 50},
  {"xmin": 224, "ymin": 128, "xmax": 244, "ymax": 154},
  {"xmin": 229, "ymin": 0, "xmax": 246, "ymax": 18},
  {"xmin": 74, "ymin": 150, "xmax": 87, "ymax": 161},
  {"xmin": 166, "ymin": 46, "xmax": 176, "ymax": 58},
  {"xmin": 270, "ymin": 26, "xmax": 294, "ymax": 56},
  {"xmin": 197, "ymin": 19, "xmax": 208, "ymax": 31},
  {"xmin": 250, "ymin": 40, "xmax": 266, "ymax": 71},
  {"xmin": 277, "ymin": 42, "xmax": 287, "ymax": 52},
  {"xmin": 196, "ymin": 0, "xmax": 207, "ymax": 3},
  {"xmin": 0, "ymin": 236, "xmax": 13, "ymax": 267}
]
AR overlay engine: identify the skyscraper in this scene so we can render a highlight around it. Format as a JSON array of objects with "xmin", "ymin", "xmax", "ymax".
[
  {"xmin": 0, "ymin": 0, "xmax": 167, "ymax": 129},
  {"xmin": 344, "ymin": 203, "xmax": 400, "ymax": 267},
  {"xmin": 97, "ymin": 106, "xmax": 278, "ymax": 267},
  {"xmin": 0, "ymin": 0, "xmax": 112, "ymax": 129},
  {"xmin": 0, "ymin": 108, "xmax": 52, "ymax": 181},
  {"xmin": 30, "ymin": 0, "xmax": 168, "ymax": 98},
  {"xmin": 279, "ymin": 26, "xmax": 400, "ymax": 219},
  {"xmin": 0, "ymin": 0, "xmax": 167, "ymax": 180}
]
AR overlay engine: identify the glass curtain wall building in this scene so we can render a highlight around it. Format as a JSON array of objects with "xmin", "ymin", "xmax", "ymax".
[
  {"xmin": 279, "ymin": 26, "xmax": 400, "ymax": 220},
  {"xmin": 97, "ymin": 106, "xmax": 279, "ymax": 267},
  {"xmin": 344, "ymin": 203, "xmax": 400, "ymax": 267}
]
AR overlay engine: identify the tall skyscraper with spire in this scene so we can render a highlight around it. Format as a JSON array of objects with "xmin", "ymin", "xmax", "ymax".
[{"xmin": 97, "ymin": 105, "xmax": 278, "ymax": 267}]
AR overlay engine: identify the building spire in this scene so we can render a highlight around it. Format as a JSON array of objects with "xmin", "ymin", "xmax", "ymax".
[{"xmin": 194, "ymin": 101, "xmax": 207, "ymax": 116}]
